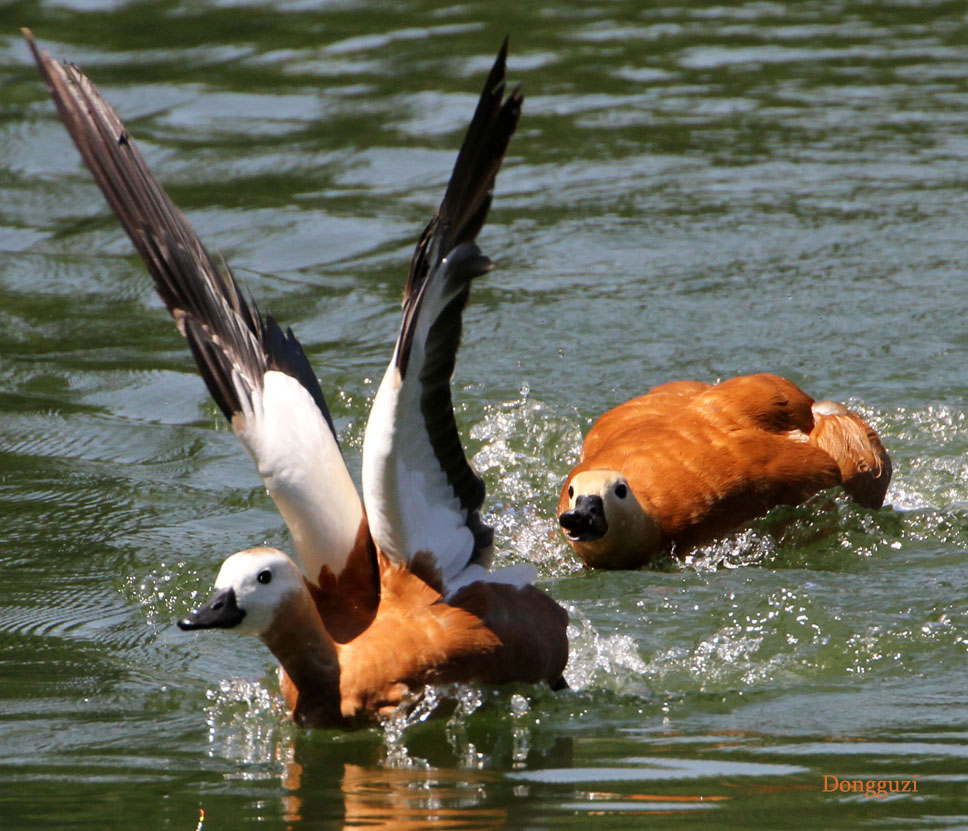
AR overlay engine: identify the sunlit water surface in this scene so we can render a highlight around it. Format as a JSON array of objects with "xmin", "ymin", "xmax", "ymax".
[{"xmin": 3, "ymin": 1, "xmax": 968, "ymax": 828}]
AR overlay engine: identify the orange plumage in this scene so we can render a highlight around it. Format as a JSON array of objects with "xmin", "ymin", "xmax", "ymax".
[
  {"xmin": 275, "ymin": 551, "xmax": 568, "ymax": 726},
  {"xmin": 558, "ymin": 373, "xmax": 891, "ymax": 568}
]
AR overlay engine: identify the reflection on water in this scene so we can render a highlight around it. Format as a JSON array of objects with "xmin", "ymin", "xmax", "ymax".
[
  {"xmin": 4, "ymin": 0, "xmax": 968, "ymax": 828},
  {"xmin": 308, "ymin": 764, "xmax": 507, "ymax": 829},
  {"xmin": 202, "ymin": 687, "xmax": 573, "ymax": 828},
  {"xmin": 238, "ymin": 720, "xmax": 961, "ymax": 827}
]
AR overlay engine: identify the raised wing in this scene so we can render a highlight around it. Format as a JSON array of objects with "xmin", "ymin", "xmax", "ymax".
[
  {"xmin": 25, "ymin": 31, "xmax": 366, "ymax": 589},
  {"xmin": 361, "ymin": 40, "xmax": 527, "ymax": 593}
]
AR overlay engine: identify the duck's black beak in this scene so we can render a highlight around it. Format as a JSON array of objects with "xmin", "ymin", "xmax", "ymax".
[
  {"xmin": 558, "ymin": 494, "xmax": 608, "ymax": 542},
  {"xmin": 178, "ymin": 588, "xmax": 245, "ymax": 630}
]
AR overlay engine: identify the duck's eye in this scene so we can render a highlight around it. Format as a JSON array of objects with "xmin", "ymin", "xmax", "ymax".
[
  {"xmin": 614, "ymin": 483, "xmax": 628, "ymax": 499},
  {"xmin": 568, "ymin": 485, "xmax": 574, "ymax": 499},
  {"xmin": 257, "ymin": 569, "xmax": 272, "ymax": 585}
]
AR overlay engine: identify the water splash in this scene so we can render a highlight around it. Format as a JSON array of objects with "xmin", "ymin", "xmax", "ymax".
[
  {"xmin": 878, "ymin": 403, "xmax": 968, "ymax": 512},
  {"xmin": 684, "ymin": 529, "xmax": 779, "ymax": 571},
  {"xmin": 634, "ymin": 577, "xmax": 967, "ymax": 694},
  {"xmin": 470, "ymin": 388, "xmax": 584, "ymax": 579},
  {"xmin": 509, "ymin": 693, "xmax": 532, "ymax": 769},
  {"xmin": 643, "ymin": 584, "xmax": 832, "ymax": 691},
  {"xmin": 444, "ymin": 686, "xmax": 487, "ymax": 769},
  {"xmin": 564, "ymin": 604, "xmax": 651, "ymax": 695},
  {"xmin": 127, "ymin": 561, "xmax": 199, "ymax": 626},
  {"xmin": 379, "ymin": 685, "xmax": 441, "ymax": 768},
  {"xmin": 204, "ymin": 677, "xmax": 294, "ymax": 771}
]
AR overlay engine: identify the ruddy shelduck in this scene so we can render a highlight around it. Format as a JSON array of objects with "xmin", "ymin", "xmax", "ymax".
[
  {"xmin": 558, "ymin": 373, "xmax": 891, "ymax": 569},
  {"xmin": 27, "ymin": 32, "xmax": 568, "ymax": 727}
]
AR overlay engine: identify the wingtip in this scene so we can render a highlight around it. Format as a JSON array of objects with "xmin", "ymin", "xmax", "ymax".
[
  {"xmin": 497, "ymin": 35, "xmax": 509, "ymax": 70},
  {"xmin": 22, "ymin": 27, "xmax": 43, "ymax": 67},
  {"xmin": 493, "ymin": 37, "xmax": 523, "ymax": 102},
  {"xmin": 486, "ymin": 37, "xmax": 509, "ymax": 97}
]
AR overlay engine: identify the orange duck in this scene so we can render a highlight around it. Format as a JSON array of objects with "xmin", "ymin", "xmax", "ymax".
[
  {"xmin": 27, "ymin": 33, "xmax": 568, "ymax": 727},
  {"xmin": 558, "ymin": 373, "xmax": 891, "ymax": 569}
]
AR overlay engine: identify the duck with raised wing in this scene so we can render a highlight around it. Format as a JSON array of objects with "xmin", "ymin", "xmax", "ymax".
[
  {"xmin": 27, "ymin": 32, "xmax": 568, "ymax": 727},
  {"xmin": 558, "ymin": 373, "xmax": 891, "ymax": 569}
]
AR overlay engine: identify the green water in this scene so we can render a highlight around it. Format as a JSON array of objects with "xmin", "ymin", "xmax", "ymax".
[{"xmin": 3, "ymin": 1, "xmax": 968, "ymax": 828}]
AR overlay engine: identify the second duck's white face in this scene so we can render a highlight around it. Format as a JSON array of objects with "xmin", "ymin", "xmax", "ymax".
[
  {"xmin": 561, "ymin": 470, "xmax": 636, "ymax": 534},
  {"xmin": 559, "ymin": 470, "xmax": 662, "ymax": 568},
  {"xmin": 213, "ymin": 547, "xmax": 305, "ymax": 636}
]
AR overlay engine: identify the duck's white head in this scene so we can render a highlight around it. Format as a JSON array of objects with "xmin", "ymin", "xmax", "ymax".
[
  {"xmin": 558, "ymin": 469, "xmax": 662, "ymax": 569},
  {"xmin": 178, "ymin": 547, "xmax": 305, "ymax": 637}
]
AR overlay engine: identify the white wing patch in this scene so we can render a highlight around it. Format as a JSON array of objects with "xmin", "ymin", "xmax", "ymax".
[
  {"xmin": 362, "ymin": 358, "xmax": 476, "ymax": 587},
  {"xmin": 235, "ymin": 370, "xmax": 363, "ymax": 585}
]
